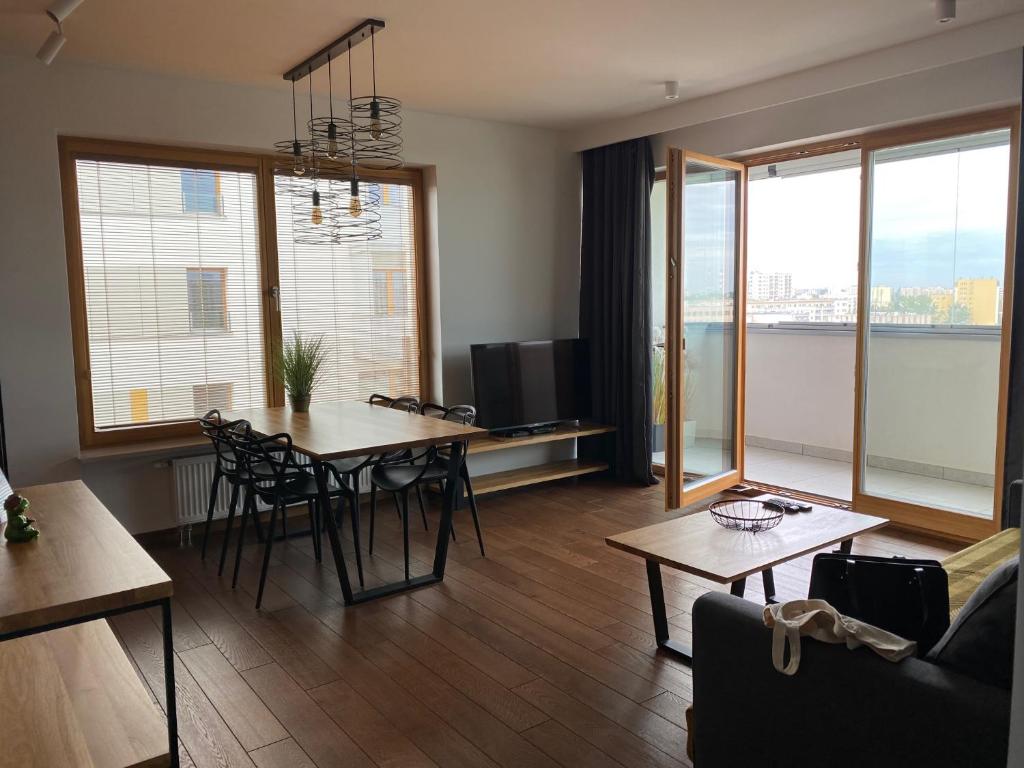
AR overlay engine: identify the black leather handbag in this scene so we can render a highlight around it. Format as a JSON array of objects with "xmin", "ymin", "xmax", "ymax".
[{"xmin": 808, "ymin": 552, "xmax": 950, "ymax": 656}]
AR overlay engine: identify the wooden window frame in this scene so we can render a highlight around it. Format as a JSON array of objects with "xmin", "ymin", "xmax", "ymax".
[
  {"xmin": 851, "ymin": 108, "xmax": 1020, "ymax": 542},
  {"xmin": 59, "ymin": 137, "xmax": 432, "ymax": 448},
  {"xmin": 738, "ymin": 108, "xmax": 1020, "ymax": 541}
]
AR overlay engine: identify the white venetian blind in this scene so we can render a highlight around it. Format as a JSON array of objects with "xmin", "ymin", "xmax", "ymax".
[
  {"xmin": 275, "ymin": 174, "xmax": 422, "ymax": 402},
  {"xmin": 74, "ymin": 159, "xmax": 267, "ymax": 428}
]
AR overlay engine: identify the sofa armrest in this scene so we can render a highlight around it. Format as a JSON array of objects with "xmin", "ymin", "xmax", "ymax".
[{"xmin": 692, "ymin": 592, "xmax": 1010, "ymax": 768}]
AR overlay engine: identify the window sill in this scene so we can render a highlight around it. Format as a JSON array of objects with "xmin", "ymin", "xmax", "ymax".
[{"xmin": 78, "ymin": 435, "xmax": 210, "ymax": 464}]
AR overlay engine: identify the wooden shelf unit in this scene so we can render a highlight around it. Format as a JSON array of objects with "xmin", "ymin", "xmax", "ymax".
[
  {"xmin": 465, "ymin": 422, "xmax": 615, "ymax": 496},
  {"xmin": 0, "ymin": 620, "xmax": 170, "ymax": 768},
  {"xmin": 468, "ymin": 422, "xmax": 616, "ymax": 454},
  {"xmin": 471, "ymin": 458, "xmax": 609, "ymax": 496}
]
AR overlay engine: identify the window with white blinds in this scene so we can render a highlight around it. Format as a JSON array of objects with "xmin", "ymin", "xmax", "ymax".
[
  {"xmin": 275, "ymin": 175, "xmax": 422, "ymax": 402},
  {"xmin": 73, "ymin": 158, "xmax": 267, "ymax": 430}
]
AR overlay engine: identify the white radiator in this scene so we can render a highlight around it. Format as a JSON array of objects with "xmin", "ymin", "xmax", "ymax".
[
  {"xmin": 172, "ymin": 454, "xmax": 228, "ymax": 527},
  {"xmin": 172, "ymin": 453, "xmax": 372, "ymax": 529}
]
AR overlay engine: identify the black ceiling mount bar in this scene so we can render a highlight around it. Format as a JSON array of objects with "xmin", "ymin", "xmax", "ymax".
[{"xmin": 283, "ymin": 18, "xmax": 385, "ymax": 82}]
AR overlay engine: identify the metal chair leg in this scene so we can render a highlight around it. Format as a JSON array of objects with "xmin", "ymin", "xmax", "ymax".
[
  {"xmin": 349, "ymin": 474, "xmax": 365, "ymax": 588},
  {"xmin": 401, "ymin": 489, "xmax": 411, "ymax": 581},
  {"xmin": 416, "ymin": 484, "xmax": 429, "ymax": 531},
  {"xmin": 201, "ymin": 467, "xmax": 222, "ymax": 560},
  {"xmin": 232, "ymin": 489, "xmax": 254, "ymax": 588},
  {"xmin": 256, "ymin": 497, "xmax": 280, "ymax": 610},
  {"xmin": 218, "ymin": 482, "xmax": 240, "ymax": 576},
  {"xmin": 463, "ymin": 467, "xmax": 486, "ymax": 557},
  {"xmin": 251, "ymin": 497, "xmax": 265, "ymax": 542},
  {"xmin": 307, "ymin": 499, "xmax": 321, "ymax": 563}
]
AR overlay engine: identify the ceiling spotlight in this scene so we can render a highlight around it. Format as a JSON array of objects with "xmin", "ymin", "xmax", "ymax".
[
  {"xmin": 36, "ymin": 0, "xmax": 85, "ymax": 65},
  {"xmin": 664, "ymin": 81, "xmax": 680, "ymax": 101},
  {"xmin": 47, "ymin": 0, "xmax": 85, "ymax": 24},
  {"xmin": 935, "ymin": 0, "xmax": 956, "ymax": 23},
  {"xmin": 36, "ymin": 29, "xmax": 66, "ymax": 65}
]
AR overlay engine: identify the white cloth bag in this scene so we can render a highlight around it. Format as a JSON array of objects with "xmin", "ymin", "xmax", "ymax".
[{"xmin": 763, "ymin": 599, "xmax": 917, "ymax": 675}]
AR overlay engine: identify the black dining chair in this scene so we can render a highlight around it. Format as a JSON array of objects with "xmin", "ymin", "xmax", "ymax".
[
  {"xmin": 198, "ymin": 410, "xmax": 263, "ymax": 573},
  {"xmin": 365, "ymin": 393, "xmax": 432, "ymax": 537},
  {"xmin": 368, "ymin": 442, "xmax": 442, "ymax": 581},
  {"xmin": 233, "ymin": 431, "xmax": 354, "ymax": 608},
  {"xmin": 420, "ymin": 403, "xmax": 486, "ymax": 557}
]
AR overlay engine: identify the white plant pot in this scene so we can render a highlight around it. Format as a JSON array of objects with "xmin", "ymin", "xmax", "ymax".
[{"xmin": 684, "ymin": 420, "xmax": 697, "ymax": 447}]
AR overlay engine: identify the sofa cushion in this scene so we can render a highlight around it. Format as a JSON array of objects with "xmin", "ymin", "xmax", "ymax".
[{"xmin": 926, "ymin": 557, "xmax": 1017, "ymax": 689}]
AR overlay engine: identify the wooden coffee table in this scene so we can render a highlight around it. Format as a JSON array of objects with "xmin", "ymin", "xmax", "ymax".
[{"xmin": 605, "ymin": 497, "xmax": 887, "ymax": 664}]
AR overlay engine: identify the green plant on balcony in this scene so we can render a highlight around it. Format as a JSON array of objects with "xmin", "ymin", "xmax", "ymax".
[{"xmin": 652, "ymin": 345, "xmax": 696, "ymax": 426}]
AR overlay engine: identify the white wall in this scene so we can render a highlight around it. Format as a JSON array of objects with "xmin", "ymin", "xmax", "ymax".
[
  {"xmin": 0, "ymin": 54, "xmax": 580, "ymax": 532},
  {"xmin": 569, "ymin": 12, "xmax": 1024, "ymax": 154},
  {"xmin": 744, "ymin": 330, "xmax": 1001, "ymax": 476},
  {"xmin": 745, "ymin": 330, "xmax": 856, "ymax": 453},
  {"xmin": 647, "ymin": 51, "xmax": 1021, "ymax": 162}
]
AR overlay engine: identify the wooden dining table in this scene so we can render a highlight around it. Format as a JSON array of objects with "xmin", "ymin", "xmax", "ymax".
[{"xmin": 222, "ymin": 400, "xmax": 485, "ymax": 605}]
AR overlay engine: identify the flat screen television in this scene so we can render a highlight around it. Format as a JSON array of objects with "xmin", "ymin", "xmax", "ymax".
[{"xmin": 470, "ymin": 339, "xmax": 591, "ymax": 431}]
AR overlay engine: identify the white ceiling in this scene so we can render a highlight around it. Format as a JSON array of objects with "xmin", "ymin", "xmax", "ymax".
[{"xmin": 1, "ymin": 0, "xmax": 1022, "ymax": 129}]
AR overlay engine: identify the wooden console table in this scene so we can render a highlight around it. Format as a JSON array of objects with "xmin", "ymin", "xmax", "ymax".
[
  {"xmin": 465, "ymin": 422, "xmax": 616, "ymax": 496},
  {"xmin": 0, "ymin": 476, "xmax": 176, "ymax": 767}
]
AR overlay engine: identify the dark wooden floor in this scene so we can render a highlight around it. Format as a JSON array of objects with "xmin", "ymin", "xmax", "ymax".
[{"xmin": 113, "ymin": 478, "xmax": 956, "ymax": 768}]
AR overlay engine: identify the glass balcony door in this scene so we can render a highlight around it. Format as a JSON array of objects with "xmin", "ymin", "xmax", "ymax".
[
  {"xmin": 854, "ymin": 114, "xmax": 1018, "ymax": 540},
  {"xmin": 664, "ymin": 149, "xmax": 746, "ymax": 509}
]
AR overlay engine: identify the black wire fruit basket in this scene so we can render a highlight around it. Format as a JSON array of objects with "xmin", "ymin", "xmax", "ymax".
[{"xmin": 709, "ymin": 499, "xmax": 785, "ymax": 533}]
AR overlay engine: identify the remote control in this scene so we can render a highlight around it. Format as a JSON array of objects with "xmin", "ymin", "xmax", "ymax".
[{"xmin": 766, "ymin": 497, "xmax": 812, "ymax": 513}]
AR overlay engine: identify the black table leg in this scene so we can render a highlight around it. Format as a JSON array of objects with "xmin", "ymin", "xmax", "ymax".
[
  {"xmin": 314, "ymin": 460, "xmax": 354, "ymax": 605},
  {"xmin": 840, "ymin": 538, "xmax": 853, "ymax": 554},
  {"xmin": 730, "ymin": 578, "xmax": 746, "ymax": 597},
  {"xmin": 433, "ymin": 441, "xmax": 463, "ymax": 578},
  {"xmin": 761, "ymin": 569, "xmax": 777, "ymax": 603},
  {"xmin": 161, "ymin": 598, "xmax": 179, "ymax": 768},
  {"xmin": 646, "ymin": 559, "xmax": 692, "ymax": 665}
]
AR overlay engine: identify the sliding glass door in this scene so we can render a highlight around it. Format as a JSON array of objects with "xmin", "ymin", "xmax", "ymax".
[
  {"xmin": 664, "ymin": 149, "xmax": 746, "ymax": 509},
  {"xmin": 854, "ymin": 113, "xmax": 1018, "ymax": 539}
]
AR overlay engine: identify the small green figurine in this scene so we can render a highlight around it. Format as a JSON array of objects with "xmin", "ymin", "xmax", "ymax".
[{"xmin": 4, "ymin": 494, "xmax": 39, "ymax": 543}]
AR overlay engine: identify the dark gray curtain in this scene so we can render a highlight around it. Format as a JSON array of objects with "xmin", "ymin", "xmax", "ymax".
[
  {"xmin": 1001, "ymin": 50, "xmax": 1024, "ymax": 528},
  {"xmin": 579, "ymin": 138, "xmax": 657, "ymax": 485}
]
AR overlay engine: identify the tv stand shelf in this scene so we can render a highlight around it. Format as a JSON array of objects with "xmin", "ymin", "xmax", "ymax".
[
  {"xmin": 469, "ymin": 422, "xmax": 615, "ymax": 454},
  {"xmin": 465, "ymin": 422, "xmax": 616, "ymax": 496}
]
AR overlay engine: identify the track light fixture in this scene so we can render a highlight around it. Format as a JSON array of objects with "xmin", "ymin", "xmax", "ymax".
[
  {"xmin": 37, "ymin": 0, "xmax": 84, "ymax": 65},
  {"xmin": 936, "ymin": 0, "xmax": 956, "ymax": 23},
  {"xmin": 664, "ymin": 81, "xmax": 680, "ymax": 101}
]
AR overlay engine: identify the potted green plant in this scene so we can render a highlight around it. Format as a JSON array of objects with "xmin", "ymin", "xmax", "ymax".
[
  {"xmin": 277, "ymin": 332, "xmax": 327, "ymax": 413},
  {"xmin": 651, "ymin": 345, "xmax": 697, "ymax": 451},
  {"xmin": 653, "ymin": 345, "xmax": 667, "ymax": 452}
]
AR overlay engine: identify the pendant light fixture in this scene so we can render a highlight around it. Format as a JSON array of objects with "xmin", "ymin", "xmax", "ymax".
[
  {"xmin": 276, "ymin": 66, "xmax": 349, "ymax": 245},
  {"xmin": 274, "ymin": 79, "xmax": 314, "ymax": 177},
  {"xmin": 277, "ymin": 19, "xmax": 386, "ymax": 242},
  {"xmin": 351, "ymin": 24, "xmax": 403, "ymax": 169}
]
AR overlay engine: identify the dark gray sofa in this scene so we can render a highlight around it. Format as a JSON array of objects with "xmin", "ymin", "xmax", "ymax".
[{"xmin": 691, "ymin": 591, "xmax": 1011, "ymax": 768}]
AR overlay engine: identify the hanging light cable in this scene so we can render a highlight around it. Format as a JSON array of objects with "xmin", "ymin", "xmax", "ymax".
[
  {"xmin": 290, "ymin": 80, "xmax": 305, "ymax": 176},
  {"xmin": 347, "ymin": 39, "xmax": 362, "ymax": 219},
  {"xmin": 369, "ymin": 26, "xmax": 383, "ymax": 141},
  {"xmin": 326, "ymin": 53, "xmax": 339, "ymax": 159},
  {"xmin": 307, "ymin": 66, "xmax": 323, "ymax": 225}
]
